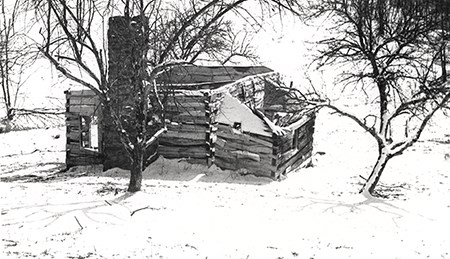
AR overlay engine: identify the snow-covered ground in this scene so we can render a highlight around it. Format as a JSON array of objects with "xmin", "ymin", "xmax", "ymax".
[{"xmin": 1, "ymin": 109, "xmax": 449, "ymax": 259}]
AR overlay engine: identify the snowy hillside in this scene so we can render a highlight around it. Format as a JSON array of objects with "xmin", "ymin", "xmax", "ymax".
[{"xmin": 1, "ymin": 109, "xmax": 449, "ymax": 258}]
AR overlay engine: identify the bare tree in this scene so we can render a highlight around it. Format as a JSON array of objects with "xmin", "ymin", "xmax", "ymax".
[
  {"xmin": 35, "ymin": 0, "xmax": 262, "ymax": 192},
  {"xmin": 292, "ymin": 0, "xmax": 450, "ymax": 196},
  {"xmin": 0, "ymin": 0, "xmax": 55, "ymax": 131}
]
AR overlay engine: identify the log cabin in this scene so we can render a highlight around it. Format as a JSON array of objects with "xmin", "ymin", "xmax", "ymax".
[
  {"xmin": 63, "ymin": 16, "xmax": 316, "ymax": 179},
  {"xmin": 64, "ymin": 65, "xmax": 316, "ymax": 179}
]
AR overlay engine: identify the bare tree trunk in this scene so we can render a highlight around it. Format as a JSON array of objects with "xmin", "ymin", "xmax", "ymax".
[
  {"xmin": 128, "ymin": 146, "xmax": 144, "ymax": 192},
  {"xmin": 361, "ymin": 148, "xmax": 390, "ymax": 196}
]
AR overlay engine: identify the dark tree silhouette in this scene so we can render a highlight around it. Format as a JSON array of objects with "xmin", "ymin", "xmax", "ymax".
[{"xmin": 298, "ymin": 0, "xmax": 450, "ymax": 196}]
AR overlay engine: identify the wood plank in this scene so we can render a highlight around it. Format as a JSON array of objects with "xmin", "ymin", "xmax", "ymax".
[
  {"xmin": 69, "ymin": 96, "xmax": 100, "ymax": 105},
  {"xmin": 67, "ymin": 89, "xmax": 97, "ymax": 97},
  {"xmin": 216, "ymin": 127, "xmax": 273, "ymax": 148},
  {"xmin": 279, "ymin": 137, "xmax": 312, "ymax": 165},
  {"xmin": 166, "ymin": 95, "xmax": 206, "ymax": 103},
  {"xmin": 167, "ymin": 124, "xmax": 208, "ymax": 133},
  {"xmin": 162, "ymin": 131, "xmax": 206, "ymax": 140},
  {"xmin": 66, "ymin": 143, "xmax": 81, "ymax": 150},
  {"xmin": 68, "ymin": 147, "xmax": 102, "ymax": 156},
  {"xmin": 218, "ymin": 150, "xmax": 261, "ymax": 162},
  {"xmin": 67, "ymin": 156, "xmax": 103, "ymax": 166},
  {"xmin": 277, "ymin": 142, "xmax": 313, "ymax": 173},
  {"xmin": 216, "ymin": 149, "xmax": 273, "ymax": 165},
  {"xmin": 69, "ymin": 105, "xmax": 98, "ymax": 116},
  {"xmin": 67, "ymin": 131, "xmax": 81, "ymax": 141},
  {"xmin": 214, "ymin": 157, "xmax": 273, "ymax": 177},
  {"xmin": 159, "ymin": 145, "xmax": 207, "ymax": 155},
  {"xmin": 66, "ymin": 120, "xmax": 80, "ymax": 127},
  {"xmin": 165, "ymin": 105, "xmax": 206, "ymax": 114},
  {"xmin": 215, "ymin": 149, "xmax": 272, "ymax": 167},
  {"xmin": 165, "ymin": 110, "xmax": 206, "ymax": 117},
  {"xmin": 218, "ymin": 137, "xmax": 272, "ymax": 155},
  {"xmin": 159, "ymin": 138, "xmax": 206, "ymax": 146},
  {"xmin": 159, "ymin": 152, "xmax": 207, "ymax": 159}
]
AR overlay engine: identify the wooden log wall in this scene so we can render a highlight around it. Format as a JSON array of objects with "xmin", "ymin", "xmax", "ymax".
[
  {"xmin": 214, "ymin": 123, "xmax": 276, "ymax": 178},
  {"xmin": 65, "ymin": 90, "xmax": 102, "ymax": 167},
  {"xmin": 274, "ymin": 112, "xmax": 316, "ymax": 176},
  {"xmin": 159, "ymin": 93, "xmax": 210, "ymax": 162}
]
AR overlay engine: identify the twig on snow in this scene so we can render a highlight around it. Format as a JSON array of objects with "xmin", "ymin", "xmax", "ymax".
[
  {"xmin": 130, "ymin": 206, "xmax": 163, "ymax": 216},
  {"xmin": 74, "ymin": 216, "xmax": 83, "ymax": 230}
]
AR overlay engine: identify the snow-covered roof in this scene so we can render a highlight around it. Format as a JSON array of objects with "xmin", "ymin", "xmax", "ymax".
[{"xmin": 216, "ymin": 93, "xmax": 272, "ymax": 137}]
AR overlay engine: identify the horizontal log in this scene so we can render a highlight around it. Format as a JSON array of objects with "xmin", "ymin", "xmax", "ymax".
[
  {"xmin": 166, "ymin": 95, "xmax": 206, "ymax": 103},
  {"xmin": 288, "ymin": 150, "xmax": 312, "ymax": 172},
  {"xmin": 68, "ymin": 105, "xmax": 98, "ymax": 116},
  {"xmin": 67, "ymin": 131, "xmax": 81, "ymax": 141},
  {"xmin": 159, "ymin": 138, "xmax": 206, "ymax": 146},
  {"xmin": 165, "ymin": 105, "xmax": 206, "ymax": 113},
  {"xmin": 68, "ymin": 148, "xmax": 102, "ymax": 157},
  {"xmin": 218, "ymin": 137, "xmax": 272, "ymax": 155},
  {"xmin": 167, "ymin": 123, "xmax": 208, "ymax": 133},
  {"xmin": 216, "ymin": 149, "xmax": 261, "ymax": 162},
  {"xmin": 215, "ymin": 149, "xmax": 273, "ymax": 166},
  {"xmin": 279, "ymin": 137, "xmax": 312, "ymax": 164},
  {"xmin": 165, "ymin": 110, "xmax": 206, "ymax": 117},
  {"xmin": 215, "ymin": 149, "xmax": 272, "ymax": 166},
  {"xmin": 214, "ymin": 157, "xmax": 273, "ymax": 177},
  {"xmin": 168, "ymin": 114, "xmax": 207, "ymax": 123},
  {"xmin": 162, "ymin": 131, "xmax": 206, "ymax": 140},
  {"xmin": 69, "ymin": 96, "xmax": 100, "ymax": 105},
  {"xmin": 159, "ymin": 152, "xmax": 207, "ymax": 159},
  {"xmin": 65, "ymin": 111, "xmax": 81, "ymax": 118},
  {"xmin": 277, "ymin": 142, "xmax": 313, "ymax": 173},
  {"xmin": 66, "ymin": 120, "xmax": 81, "ymax": 127},
  {"xmin": 216, "ymin": 126, "xmax": 273, "ymax": 148},
  {"xmin": 67, "ymin": 89, "xmax": 97, "ymax": 97},
  {"xmin": 66, "ymin": 143, "xmax": 81, "ymax": 150},
  {"xmin": 159, "ymin": 145, "xmax": 207, "ymax": 155},
  {"xmin": 67, "ymin": 156, "xmax": 103, "ymax": 166}
]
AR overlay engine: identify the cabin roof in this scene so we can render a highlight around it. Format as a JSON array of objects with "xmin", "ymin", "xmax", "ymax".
[
  {"xmin": 156, "ymin": 65, "xmax": 273, "ymax": 90},
  {"xmin": 216, "ymin": 93, "xmax": 272, "ymax": 137}
]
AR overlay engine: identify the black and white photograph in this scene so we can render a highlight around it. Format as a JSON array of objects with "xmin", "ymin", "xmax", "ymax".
[{"xmin": 1, "ymin": 0, "xmax": 449, "ymax": 258}]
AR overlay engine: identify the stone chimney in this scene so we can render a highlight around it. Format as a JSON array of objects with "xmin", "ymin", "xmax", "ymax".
[{"xmin": 102, "ymin": 16, "xmax": 148, "ymax": 170}]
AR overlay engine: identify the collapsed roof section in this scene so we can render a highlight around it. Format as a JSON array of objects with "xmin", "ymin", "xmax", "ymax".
[
  {"xmin": 157, "ymin": 65, "xmax": 312, "ymax": 137},
  {"xmin": 156, "ymin": 65, "xmax": 273, "ymax": 90}
]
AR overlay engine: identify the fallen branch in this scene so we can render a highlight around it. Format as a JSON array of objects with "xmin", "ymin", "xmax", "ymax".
[
  {"xmin": 12, "ymin": 107, "xmax": 65, "ymax": 116},
  {"xmin": 130, "ymin": 206, "xmax": 163, "ymax": 216},
  {"xmin": 74, "ymin": 216, "xmax": 83, "ymax": 230}
]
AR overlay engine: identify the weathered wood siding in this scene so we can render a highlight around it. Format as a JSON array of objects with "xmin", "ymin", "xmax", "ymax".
[
  {"xmin": 65, "ymin": 90, "xmax": 102, "ymax": 167},
  {"xmin": 273, "ymin": 112, "xmax": 315, "ymax": 176},
  {"xmin": 215, "ymin": 123, "xmax": 275, "ymax": 178},
  {"xmin": 159, "ymin": 93, "xmax": 209, "ymax": 162}
]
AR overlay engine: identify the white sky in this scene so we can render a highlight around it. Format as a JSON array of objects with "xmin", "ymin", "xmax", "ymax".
[{"xmin": 1, "ymin": 0, "xmax": 327, "ymax": 117}]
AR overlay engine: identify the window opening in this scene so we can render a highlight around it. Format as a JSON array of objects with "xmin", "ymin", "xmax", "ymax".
[
  {"xmin": 80, "ymin": 115, "xmax": 99, "ymax": 150},
  {"xmin": 233, "ymin": 122, "xmax": 242, "ymax": 130}
]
